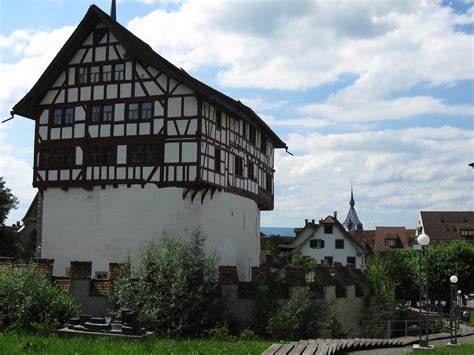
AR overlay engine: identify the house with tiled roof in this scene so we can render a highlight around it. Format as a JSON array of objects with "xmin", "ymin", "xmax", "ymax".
[
  {"xmin": 279, "ymin": 213, "xmax": 369, "ymax": 269},
  {"xmin": 416, "ymin": 211, "xmax": 474, "ymax": 244}
]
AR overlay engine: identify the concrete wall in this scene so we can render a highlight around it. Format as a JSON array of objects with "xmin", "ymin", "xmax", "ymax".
[{"xmin": 41, "ymin": 186, "xmax": 260, "ymax": 281}]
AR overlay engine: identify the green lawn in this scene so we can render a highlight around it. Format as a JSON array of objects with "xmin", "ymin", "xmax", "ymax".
[
  {"xmin": 0, "ymin": 333, "xmax": 273, "ymax": 354},
  {"xmin": 411, "ymin": 344, "xmax": 474, "ymax": 354}
]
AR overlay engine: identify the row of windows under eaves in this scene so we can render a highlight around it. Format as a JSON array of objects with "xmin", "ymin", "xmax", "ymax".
[{"xmin": 78, "ymin": 63, "xmax": 124, "ymax": 84}]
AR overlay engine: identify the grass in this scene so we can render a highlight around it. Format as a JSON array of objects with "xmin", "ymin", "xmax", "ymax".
[
  {"xmin": 411, "ymin": 344, "xmax": 474, "ymax": 354},
  {"xmin": 0, "ymin": 333, "xmax": 273, "ymax": 354}
]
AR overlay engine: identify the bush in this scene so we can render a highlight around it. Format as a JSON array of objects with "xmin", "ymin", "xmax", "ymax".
[
  {"xmin": 240, "ymin": 328, "xmax": 258, "ymax": 340},
  {"xmin": 266, "ymin": 288, "xmax": 327, "ymax": 340},
  {"xmin": 208, "ymin": 322, "xmax": 236, "ymax": 341},
  {"xmin": 0, "ymin": 264, "xmax": 78, "ymax": 334},
  {"xmin": 109, "ymin": 230, "xmax": 225, "ymax": 338},
  {"xmin": 327, "ymin": 316, "xmax": 350, "ymax": 339}
]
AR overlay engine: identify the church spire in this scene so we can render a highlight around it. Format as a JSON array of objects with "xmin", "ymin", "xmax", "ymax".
[{"xmin": 350, "ymin": 181, "xmax": 355, "ymax": 207}]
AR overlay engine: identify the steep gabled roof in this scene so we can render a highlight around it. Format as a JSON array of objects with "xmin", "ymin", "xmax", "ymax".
[
  {"xmin": 12, "ymin": 5, "xmax": 286, "ymax": 148},
  {"xmin": 374, "ymin": 226, "xmax": 409, "ymax": 251}
]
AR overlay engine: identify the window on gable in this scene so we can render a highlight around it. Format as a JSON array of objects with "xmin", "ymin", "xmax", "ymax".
[
  {"xmin": 335, "ymin": 239, "xmax": 344, "ymax": 249},
  {"xmin": 216, "ymin": 110, "xmax": 222, "ymax": 129},
  {"xmin": 103, "ymin": 65, "xmax": 112, "ymax": 82},
  {"xmin": 324, "ymin": 225, "xmax": 333, "ymax": 234},
  {"xmin": 310, "ymin": 239, "xmax": 325, "ymax": 249},
  {"xmin": 90, "ymin": 66, "xmax": 100, "ymax": 83},
  {"xmin": 249, "ymin": 125, "xmax": 256, "ymax": 145},
  {"xmin": 79, "ymin": 67, "xmax": 89, "ymax": 84},
  {"xmin": 51, "ymin": 107, "xmax": 74, "ymax": 126},
  {"xmin": 141, "ymin": 102, "xmax": 152, "ymax": 119},
  {"xmin": 347, "ymin": 257, "xmax": 356, "ymax": 266},
  {"xmin": 234, "ymin": 156, "xmax": 243, "ymax": 176},
  {"xmin": 93, "ymin": 28, "xmax": 107, "ymax": 45},
  {"xmin": 260, "ymin": 134, "xmax": 267, "ymax": 153},
  {"xmin": 214, "ymin": 149, "xmax": 221, "ymax": 173},
  {"xmin": 114, "ymin": 63, "xmax": 125, "ymax": 81},
  {"xmin": 127, "ymin": 102, "xmax": 152, "ymax": 121}
]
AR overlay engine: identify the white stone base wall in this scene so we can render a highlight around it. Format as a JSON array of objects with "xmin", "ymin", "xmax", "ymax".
[{"xmin": 41, "ymin": 186, "xmax": 260, "ymax": 281}]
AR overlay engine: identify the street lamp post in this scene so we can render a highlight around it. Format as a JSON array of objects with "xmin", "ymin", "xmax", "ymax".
[
  {"xmin": 415, "ymin": 233, "xmax": 433, "ymax": 350},
  {"xmin": 448, "ymin": 275, "xmax": 460, "ymax": 346}
]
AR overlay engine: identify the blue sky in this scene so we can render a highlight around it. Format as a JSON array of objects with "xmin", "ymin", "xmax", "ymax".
[{"xmin": 1, "ymin": 0, "xmax": 473, "ymax": 229}]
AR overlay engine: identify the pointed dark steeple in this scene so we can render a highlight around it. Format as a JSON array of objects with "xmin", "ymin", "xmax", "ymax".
[
  {"xmin": 111, "ymin": 0, "xmax": 117, "ymax": 21},
  {"xmin": 343, "ymin": 183, "xmax": 363, "ymax": 234}
]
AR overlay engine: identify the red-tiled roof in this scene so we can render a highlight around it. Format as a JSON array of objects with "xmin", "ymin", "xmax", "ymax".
[
  {"xmin": 374, "ymin": 226, "xmax": 409, "ymax": 251},
  {"xmin": 421, "ymin": 211, "xmax": 474, "ymax": 242}
]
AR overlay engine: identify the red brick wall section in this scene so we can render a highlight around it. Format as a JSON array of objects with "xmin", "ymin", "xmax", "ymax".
[
  {"xmin": 218, "ymin": 266, "xmax": 238, "ymax": 285},
  {"xmin": 251, "ymin": 267, "xmax": 270, "ymax": 285},
  {"xmin": 54, "ymin": 276, "xmax": 71, "ymax": 293},
  {"xmin": 90, "ymin": 279, "xmax": 110, "ymax": 296},
  {"xmin": 285, "ymin": 267, "xmax": 306, "ymax": 286},
  {"xmin": 33, "ymin": 258, "xmax": 54, "ymax": 280},
  {"xmin": 70, "ymin": 261, "xmax": 92, "ymax": 280}
]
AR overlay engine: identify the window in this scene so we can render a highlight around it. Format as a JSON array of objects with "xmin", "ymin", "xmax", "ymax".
[
  {"xmin": 127, "ymin": 102, "xmax": 152, "ymax": 120},
  {"xmin": 310, "ymin": 239, "xmax": 325, "ymax": 249},
  {"xmin": 385, "ymin": 239, "xmax": 397, "ymax": 247},
  {"xmin": 248, "ymin": 162, "xmax": 257, "ymax": 181},
  {"xmin": 114, "ymin": 63, "xmax": 125, "ymax": 81},
  {"xmin": 39, "ymin": 147, "xmax": 75, "ymax": 168},
  {"xmin": 234, "ymin": 156, "xmax": 243, "ymax": 176},
  {"xmin": 249, "ymin": 125, "xmax": 256, "ymax": 145},
  {"xmin": 335, "ymin": 239, "xmax": 344, "ymax": 249},
  {"xmin": 324, "ymin": 225, "xmax": 333, "ymax": 234},
  {"xmin": 214, "ymin": 149, "xmax": 221, "ymax": 173},
  {"xmin": 347, "ymin": 257, "xmax": 356, "ymax": 266},
  {"xmin": 127, "ymin": 144, "xmax": 160, "ymax": 164},
  {"xmin": 103, "ymin": 65, "xmax": 112, "ymax": 82},
  {"xmin": 260, "ymin": 134, "xmax": 267, "ymax": 153},
  {"xmin": 90, "ymin": 66, "xmax": 100, "ymax": 83},
  {"xmin": 93, "ymin": 28, "xmax": 107, "ymax": 44},
  {"xmin": 79, "ymin": 67, "xmax": 89, "ymax": 84},
  {"xmin": 89, "ymin": 146, "xmax": 115, "ymax": 166},
  {"xmin": 460, "ymin": 230, "xmax": 474, "ymax": 237},
  {"xmin": 103, "ymin": 105, "xmax": 113, "ymax": 122},
  {"xmin": 324, "ymin": 256, "xmax": 333, "ymax": 266},
  {"xmin": 91, "ymin": 105, "xmax": 113, "ymax": 123},
  {"xmin": 265, "ymin": 172, "xmax": 272, "ymax": 193},
  {"xmin": 242, "ymin": 122, "xmax": 247, "ymax": 138},
  {"xmin": 51, "ymin": 107, "xmax": 75, "ymax": 126},
  {"xmin": 141, "ymin": 102, "xmax": 152, "ymax": 119},
  {"xmin": 216, "ymin": 110, "xmax": 222, "ymax": 129}
]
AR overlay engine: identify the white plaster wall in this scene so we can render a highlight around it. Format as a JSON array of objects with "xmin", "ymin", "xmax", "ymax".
[
  {"xmin": 41, "ymin": 186, "xmax": 260, "ymax": 281},
  {"xmin": 299, "ymin": 227, "xmax": 364, "ymax": 268}
]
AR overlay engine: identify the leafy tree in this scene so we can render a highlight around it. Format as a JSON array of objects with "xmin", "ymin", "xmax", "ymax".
[
  {"xmin": 0, "ymin": 178, "xmax": 22, "ymax": 258},
  {"xmin": 109, "ymin": 230, "xmax": 225, "ymax": 338},
  {"xmin": 0, "ymin": 177, "xmax": 18, "ymax": 225},
  {"xmin": 290, "ymin": 252, "xmax": 317, "ymax": 273}
]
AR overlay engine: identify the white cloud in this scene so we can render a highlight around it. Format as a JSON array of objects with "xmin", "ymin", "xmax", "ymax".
[
  {"xmin": 261, "ymin": 126, "xmax": 474, "ymax": 228},
  {"xmin": 239, "ymin": 98, "xmax": 287, "ymax": 111}
]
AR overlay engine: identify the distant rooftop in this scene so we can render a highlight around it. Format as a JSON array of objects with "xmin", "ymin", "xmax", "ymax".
[{"xmin": 260, "ymin": 227, "xmax": 295, "ymax": 237}]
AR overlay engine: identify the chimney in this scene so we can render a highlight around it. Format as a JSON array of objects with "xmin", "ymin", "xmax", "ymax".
[
  {"xmin": 305, "ymin": 219, "xmax": 308, "ymax": 225},
  {"xmin": 110, "ymin": 0, "xmax": 117, "ymax": 21},
  {"xmin": 311, "ymin": 219, "xmax": 315, "ymax": 224},
  {"xmin": 333, "ymin": 211, "xmax": 337, "ymax": 220}
]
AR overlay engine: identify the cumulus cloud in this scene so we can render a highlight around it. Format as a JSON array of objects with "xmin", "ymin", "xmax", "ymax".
[{"xmin": 261, "ymin": 126, "xmax": 474, "ymax": 228}]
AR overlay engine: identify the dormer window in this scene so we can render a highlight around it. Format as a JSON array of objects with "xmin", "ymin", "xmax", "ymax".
[
  {"xmin": 93, "ymin": 28, "xmax": 107, "ymax": 45},
  {"xmin": 385, "ymin": 239, "xmax": 397, "ymax": 247}
]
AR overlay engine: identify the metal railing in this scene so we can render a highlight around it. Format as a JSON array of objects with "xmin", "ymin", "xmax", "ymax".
[{"xmin": 361, "ymin": 314, "xmax": 450, "ymax": 339}]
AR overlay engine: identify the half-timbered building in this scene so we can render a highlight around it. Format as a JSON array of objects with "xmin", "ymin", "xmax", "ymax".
[{"xmin": 12, "ymin": 5, "xmax": 286, "ymax": 280}]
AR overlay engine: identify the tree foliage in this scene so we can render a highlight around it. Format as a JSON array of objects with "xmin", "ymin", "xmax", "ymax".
[
  {"xmin": 0, "ymin": 177, "xmax": 18, "ymax": 225},
  {"xmin": 0, "ymin": 264, "xmax": 78, "ymax": 334},
  {"xmin": 109, "ymin": 230, "xmax": 225, "ymax": 338}
]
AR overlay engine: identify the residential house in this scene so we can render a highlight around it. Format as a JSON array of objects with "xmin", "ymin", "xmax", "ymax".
[
  {"xmin": 416, "ymin": 211, "xmax": 474, "ymax": 244},
  {"xmin": 11, "ymin": 5, "xmax": 286, "ymax": 280},
  {"xmin": 279, "ymin": 214, "xmax": 368, "ymax": 269}
]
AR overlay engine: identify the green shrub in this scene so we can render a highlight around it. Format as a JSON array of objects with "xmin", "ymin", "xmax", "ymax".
[
  {"xmin": 208, "ymin": 322, "xmax": 237, "ymax": 341},
  {"xmin": 327, "ymin": 315, "xmax": 350, "ymax": 339},
  {"xmin": 109, "ymin": 230, "xmax": 225, "ymax": 338},
  {"xmin": 240, "ymin": 328, "xmax": 258, "ymax": 340},
  {"xmin": 0, "ymin": 264, "xmax": 78, "ymax": 334},
  {"xmin": 266, "ymin": 287, "xmax": 327, "ymax": 340}
]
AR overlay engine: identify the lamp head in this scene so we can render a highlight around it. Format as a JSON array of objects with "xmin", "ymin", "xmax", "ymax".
[
  {"xmin": 417, "ymin": 233, "xmax": 430, "ymax": 246},
  {"xmin": 450, "ymin": 275, "xmax": 458, "ymax": 284},
  {"xmin": 457, "ymin": 290, "xmax": 462, "ymax": 295}
]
